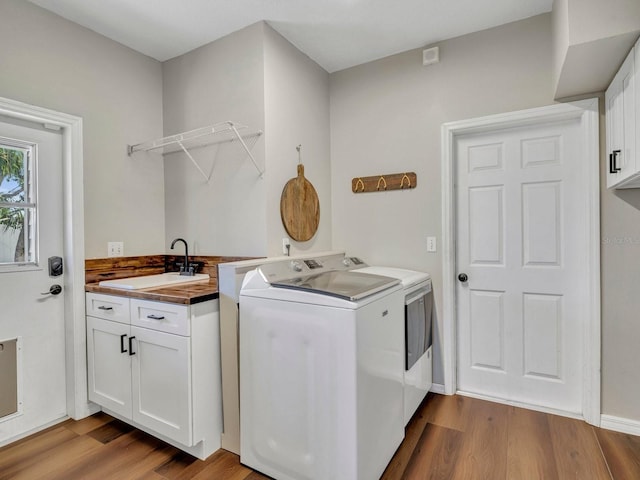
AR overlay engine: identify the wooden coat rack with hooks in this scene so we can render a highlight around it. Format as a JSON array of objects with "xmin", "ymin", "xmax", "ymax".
[{"xmin": 351, "ymin": 172, "xmax": 417, "ymax": 193}]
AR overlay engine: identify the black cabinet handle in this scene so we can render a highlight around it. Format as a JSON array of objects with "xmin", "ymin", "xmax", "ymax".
[
  {"xmin": 458, "ymin": 273, "xmax": 468, "ymax": 282},
  {"xmin": 120, "ymin": 334, "xmax": 127, "ymax": 353},
  {"xmin": 146, "ymin": 314, "xmax": 165, "ymax": 320},
  {"xmin": 128, "ymin": 336, "xmax": 136, "ymax": 356},
  {"xmin": 98, "ymin": 305, "xmax": 113, "ymax": 311},
  {"xmin": 609, "ymin": 153, "xmax": 615, "ymax": 173},
  {"xmin": 610, "ymin": 150, "xmax": 622, "ymax": 173}
]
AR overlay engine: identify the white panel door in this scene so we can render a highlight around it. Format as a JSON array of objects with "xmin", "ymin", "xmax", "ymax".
[
  {"xmin": 0, "ymin": 120, "xmax": 66, "ymax": 442},
  {"xmin": 456, "ymin": 118, "xmax": 587, "ymax": 414}
]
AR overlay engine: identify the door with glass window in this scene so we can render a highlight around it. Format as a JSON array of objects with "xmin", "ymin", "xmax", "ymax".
[{"xmin": 0, "ymin": 118, "xmax": 66, "ymax": 443}]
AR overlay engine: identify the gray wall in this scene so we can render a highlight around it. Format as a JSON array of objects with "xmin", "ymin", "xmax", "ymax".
[
  {"xmin": 331, "ymin": 11, "xmax": 640, "ymax": 422},
  {"xmin": 553, "ymin": 0, "xmax": 640, "ymax": 98},
  {"xmin": 263, "ymin": 25, "xmax": 332, "ymax": 255},
  {"xmin": 162, "ymin": 22, "xmax": 332, "ymax": 257},
  {"xmin": 600, "ymin": 150, "xmax": 640, "ymax": 420},
  {"xmin": 330, "ymin": 14, "xmax": 556, "ymax": 386},
  {"xmin": 568, "ymin": 0, "xmax": 640, "ymax": 45},
  {"xmin": 4, "ymin": 1, "xmax": 639, "ymax": 423},
  {"xmin": 162, "ymin": 23, "xmax": 268, "ymax": 256},
  {"xmin": 0, "ymin": 0, "xmax": 165, "ymax": 258}
]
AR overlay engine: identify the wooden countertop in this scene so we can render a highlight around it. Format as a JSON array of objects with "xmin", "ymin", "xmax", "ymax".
[{"xmin": 85, "ymin": 277, "xmax": 219, "ymax": 305}]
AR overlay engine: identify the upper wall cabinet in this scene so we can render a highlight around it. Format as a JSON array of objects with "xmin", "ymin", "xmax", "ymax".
[{"xmin": 606, "ymin": 39, "xmax": 640, "ymax": 189}]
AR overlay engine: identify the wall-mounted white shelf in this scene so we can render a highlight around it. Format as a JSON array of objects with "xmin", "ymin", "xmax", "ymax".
[{"xmin": 128, "ymin": 121, "xmax": 263, "ymax": 182}]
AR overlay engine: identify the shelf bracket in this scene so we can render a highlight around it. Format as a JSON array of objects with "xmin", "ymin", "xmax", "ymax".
[
  {"xmin": 229, "ymin": 123, "xmax": 264, "ymax": 178},
  {"xmin": 176, "ymin": 140, "xmax": 211, "ymax": 182}
]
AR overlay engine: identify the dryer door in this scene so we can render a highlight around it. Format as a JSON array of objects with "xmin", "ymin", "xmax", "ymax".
[{"xmin": 405, "ymin": 286, "xmax": 433, "ymax": 370}]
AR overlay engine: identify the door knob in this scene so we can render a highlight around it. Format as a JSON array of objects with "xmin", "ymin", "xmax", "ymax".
[
  {"xmin": 41, "ymin": 284, "xmax": 62, "ymax": 295},
  {"xmin": 458, "ymin": 273, "xmax": 468, "ymax": 283}
]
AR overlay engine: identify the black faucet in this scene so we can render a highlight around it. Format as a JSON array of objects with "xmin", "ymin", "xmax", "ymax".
[{"xmin": 170, "ymin": 238, "xmax": 194, "ymax": 276}]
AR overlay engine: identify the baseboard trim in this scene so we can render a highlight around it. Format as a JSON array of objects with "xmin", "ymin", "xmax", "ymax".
[
  {"xmin": 456, "ymin": 390, "xmax": 583, "ymax": 421},
  {"xmin": 430, "ymin": 383, "xmax": 446, "ymax": 395},
  {"xmin": 0, "ymin": 415, "xmax": 69, "ymax": 448},
  {"xmin": 601, "ymin": 414, "xmax": 640, "ymax": 436}
]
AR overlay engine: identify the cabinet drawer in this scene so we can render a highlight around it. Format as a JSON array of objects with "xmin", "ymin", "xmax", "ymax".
[
  {"xmin": 86, "ymin": 293, "xmax": 130, "ymax": 324},
  {"xmin": 131, "ymin": 299, "xmax": 189, "ymax": 336}
]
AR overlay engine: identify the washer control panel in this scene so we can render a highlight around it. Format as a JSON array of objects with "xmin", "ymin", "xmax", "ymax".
[{"xmin": 258, "ymin": 254, "xmax": 368, "ymax": 283}]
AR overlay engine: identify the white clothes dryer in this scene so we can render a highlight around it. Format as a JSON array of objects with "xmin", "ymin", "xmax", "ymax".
[{"xmin": 353, "ymin": 265, "xmax": 433, "ymax": 426}]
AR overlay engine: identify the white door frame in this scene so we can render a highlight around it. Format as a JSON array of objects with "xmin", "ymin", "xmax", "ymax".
[
  {"xmin": 0, "ymin": 96, "xmax": 93, "ymax": 421},
  {"xmin": 440, "ymin": 99, "xmax": 601, "ymax": 426}
]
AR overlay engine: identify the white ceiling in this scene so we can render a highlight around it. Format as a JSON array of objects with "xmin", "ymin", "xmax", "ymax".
[{"xmin": 27, "ymin": 0, "xmax": 553, "ymax": 73}]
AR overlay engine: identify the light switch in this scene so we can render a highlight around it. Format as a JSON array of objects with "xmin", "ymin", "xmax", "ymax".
[{"xmin": 282, "ymin": 238, "xmax": 290, "ymax": 255}]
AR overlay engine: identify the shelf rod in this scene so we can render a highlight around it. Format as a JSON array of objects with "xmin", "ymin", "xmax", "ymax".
[{"xmin": 176, "ymin": 140, "xmax": 210, "ymax": 182}]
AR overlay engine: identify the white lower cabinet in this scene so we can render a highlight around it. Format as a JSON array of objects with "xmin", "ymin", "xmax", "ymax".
[
  {"xmin": 86, "ymin": 292, "xmax": 221, "ymax": 460},
  {"xmin": 132, "ymin": 325, "xmax": 191, "ymax": 444},
  {"xmin": 86, "ymin": 316, "xmax": 133, "ymax": 418}
]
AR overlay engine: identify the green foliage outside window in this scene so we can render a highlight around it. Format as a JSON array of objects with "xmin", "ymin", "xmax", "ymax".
[{"xmin": 0, "ymin": 147, "xmax": 26, "ymax": 262}]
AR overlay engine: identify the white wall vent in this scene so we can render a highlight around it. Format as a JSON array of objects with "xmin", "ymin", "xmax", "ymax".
[{"xmin": 422, "ymin": 47, "xmax": 440, "ymax": 66}]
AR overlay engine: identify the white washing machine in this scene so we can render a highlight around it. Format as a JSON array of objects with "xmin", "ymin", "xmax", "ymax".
[
  {"xmin": 239, "ymin": 255, "xmax": 404, "ymax": 480},
  {"xmin": 354, "ymin": 265, "xmax": 433, "ymax": 426}
]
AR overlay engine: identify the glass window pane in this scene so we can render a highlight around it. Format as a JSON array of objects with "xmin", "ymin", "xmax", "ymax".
[
  {"xmin": 0, "ymin": 207, "xmax": 31, "ymax": 263},
  {"xmin": 0, "ymin": 147, "xmax": 26, "ymax": 203},
  {"xmin": 0, "ymin": 141, "xmax": 35, "ymax": 267}
]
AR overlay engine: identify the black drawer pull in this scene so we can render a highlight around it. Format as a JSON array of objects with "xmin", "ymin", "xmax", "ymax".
[
  {"xmin": 97, "ymin": 305, "xmax": 113, "ymax": 311},
  {"xmin": 146, "ymin": 314, "xmax": 165, "ymax": 320},
  {"xmin": 128, "ymin": 336, "xmax": 136, "ymax": 356},
  {"xmin": 120, "ymin": 334, "xmax": 127, "ymax": 353}
]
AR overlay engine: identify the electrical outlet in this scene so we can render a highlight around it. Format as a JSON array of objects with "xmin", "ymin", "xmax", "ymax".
[
  {"xmin": 282, "ymin": 238, "xmax": 290, "ymax": 255},
  {"xmin": 108, "ymin": 241, "xmax": 124, "ymax": 257},
  {"xmin": 427, "ymin": 236, "xmax": 437, "ymax": 252}
]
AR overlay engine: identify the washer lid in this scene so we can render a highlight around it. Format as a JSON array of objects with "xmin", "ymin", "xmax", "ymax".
[
  {"xmin": 355, "ymin": 266, "xmax": 430, "ymax": 289},
  {"xmin": 271, "ymin": 270, "xmax": 399, "ymax": 301}
]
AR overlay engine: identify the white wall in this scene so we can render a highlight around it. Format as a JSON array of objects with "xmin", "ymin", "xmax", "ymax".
[
  {"xmin": 263, "ymin": 25, "xmax": 332, "ymax": 256},
  {"xmin": 0, "ymin": 0, "xmax": 165, "ymax": 258},
  {"xmin": 330, "ymin": 14, "xmax": 555, "ymax": 385}
]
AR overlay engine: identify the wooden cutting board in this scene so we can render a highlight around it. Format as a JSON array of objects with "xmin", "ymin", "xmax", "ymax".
[{"xmin": 280, "ymin": 164, "xmax": 320, "ymax": 242}]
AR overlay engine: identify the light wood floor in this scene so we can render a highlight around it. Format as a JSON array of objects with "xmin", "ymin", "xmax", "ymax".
[{"xmin": 1, "ymin": 394, "xmax": 639, "ymax": 479}]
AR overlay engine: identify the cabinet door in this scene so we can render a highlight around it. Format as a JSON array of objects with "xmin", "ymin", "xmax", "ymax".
[
  {"xmin": 606, "ymin": 78, "xmax": 623, "ymax": 188},
  {"xmin": 619, "ymin": 51, "xmax": 636, "ymax": 182},
  {"xmin": 130, "ymin": 326, "xmax": 192, "ymax": 445},
  {"xmin": 87, "ymin": 316, "xmax": 132, "ymax": 418},
  {"xmin": 606, "ymin": 48, "xmax": 636, "ymax": 188}
]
